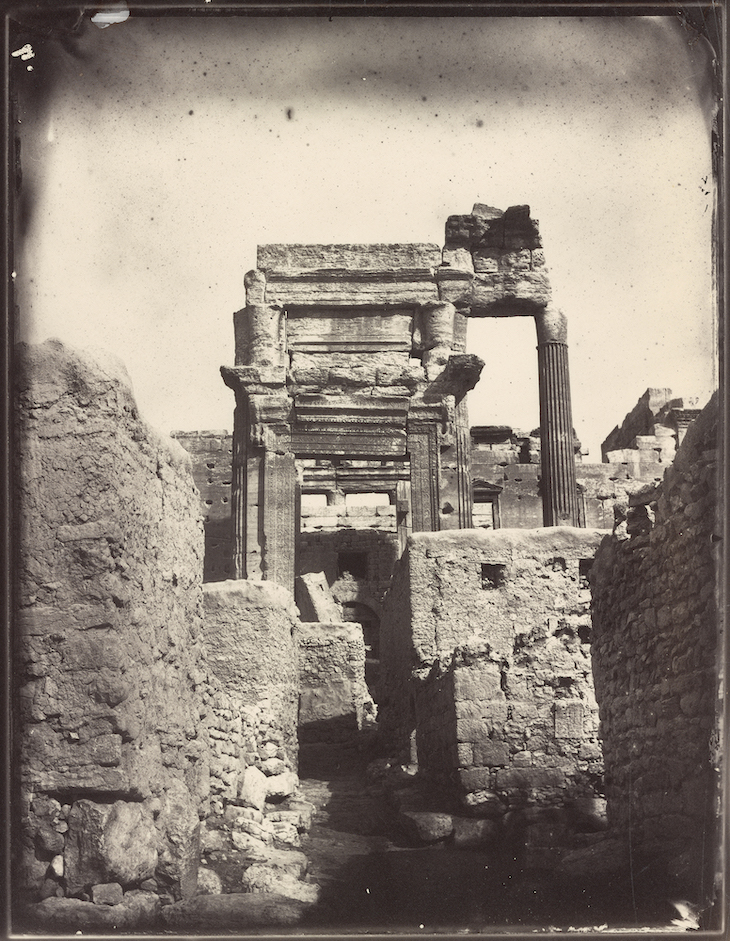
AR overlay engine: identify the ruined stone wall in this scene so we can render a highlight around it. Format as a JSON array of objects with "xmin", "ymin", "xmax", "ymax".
[
  {"xmin": 380, "ymin": 528, "xmax": 606, "ymax": 811},
  {"xmin": 472, "ymin": 460, "xmax": 665, "ymax": 532},
  {"xmin": 171, "ymin": 431, "xmax": 233, "ymax": 583},
  {"xmin": 600, "ymin": 387, "xmax": 701, "ymax": 464},
  {"xmin": 202, "ymin": 580, "xmax": 300, "ymax": 791},
  {"xmin": 297, "ymin": 622, "xmax": 370, "ymax": 774},
  {"xmin": 15, "ymin": 340, "xmax": 209, "ymax": 904},
  {"xmin": 590, "ymin": 393, "xmax": 720, "ymax": 897},
  {"xmin": 298, "ymin": 526, "xmax": 399, "ymax": 612}
]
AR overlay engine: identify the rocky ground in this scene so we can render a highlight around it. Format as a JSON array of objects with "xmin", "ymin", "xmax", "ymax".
[
  {"xmin": 294, "ymin": 757, "xmax": 684, "ymax": 934},
  {"xmin": 18, "ymin": 750, "xmax": 699, "ymax": 934}
]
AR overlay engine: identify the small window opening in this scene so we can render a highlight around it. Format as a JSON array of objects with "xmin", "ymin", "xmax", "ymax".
[
  {"xmin": 481, "ymin": 563, "xmax": 506, "ymax": 590},
  {"xmin": 579, "ymin": 558, "xmax": 594, "ymax": 589},
  {"xmin": 338, "ymin": 551, "xmax": 368, "ymax": 580}
]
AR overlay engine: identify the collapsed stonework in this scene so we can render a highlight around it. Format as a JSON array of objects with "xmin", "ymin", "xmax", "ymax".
[{"xmin": 590, "ymin": 392, "xmax": 721, "ymax": 899}]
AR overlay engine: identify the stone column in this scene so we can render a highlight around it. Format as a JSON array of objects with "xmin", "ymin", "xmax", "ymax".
[
  {"xmin": 222, "ymin": 367, "xmax": 295, "ymax": 589},
  {"xmin": 453, "ymin": 397, "xmax": 474, "ymax": 529},
  {"xmin": 535, "ymin": 308, "xmax": 579, "ymax": 527},
  {"xmin": 230, "ymin": 394, "xmax": 252, "ymax": 580}
]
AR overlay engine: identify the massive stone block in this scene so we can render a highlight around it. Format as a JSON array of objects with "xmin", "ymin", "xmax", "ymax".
[{"xmin": 15, "ymin": 339, "xmax": 210, "ymax": 902}]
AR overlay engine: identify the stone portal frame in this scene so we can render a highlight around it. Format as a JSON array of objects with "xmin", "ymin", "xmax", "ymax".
[
  {"xmin": 439, "ymin": 204, "xmax": 580, "ymax": 527},
  {"xmin": 223, "ymin": 207, "xmax": 580, "ymax": 591}
]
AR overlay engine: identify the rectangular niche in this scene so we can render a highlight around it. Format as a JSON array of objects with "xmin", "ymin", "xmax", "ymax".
[{"xmin": 481, "ymin": 563, "xmax": 506, "ymax": 590}]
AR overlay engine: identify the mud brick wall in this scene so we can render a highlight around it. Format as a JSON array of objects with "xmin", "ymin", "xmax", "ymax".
[
  {"xmin": 298, "ymin": 622, "xmax": 370, "ymax": 773},
  {"xmin": 380, "ymin": 528, "xmax": 606, "ymax": 806},
  {"xmin": 172, "ymin": 431, "xmax": 233, "ymax": 583},
  {"xmin": 590, "ymin": 393, "xmax": 720, "ymax": 896},
  {"xmin": 202, "ymin": 580, "xmax": 300, "ymax": 784},
  {"xmin": 14, "ymin": 340, "xmax": 210, "ymax": 902}
]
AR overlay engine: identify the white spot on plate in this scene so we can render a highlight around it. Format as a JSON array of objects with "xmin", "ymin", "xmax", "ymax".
[{"xmin": 91, "ymin": 2, "xmax": 130, "ymax": 28}]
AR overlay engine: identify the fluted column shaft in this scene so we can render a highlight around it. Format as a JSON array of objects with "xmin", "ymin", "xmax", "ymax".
[
  {"xmin": 535, "ymin": 309, "xmax": 579, "ymax": 527},
  {"xmin": 230, "ymin": 395, "xmax": 248, "ymax": 580}
]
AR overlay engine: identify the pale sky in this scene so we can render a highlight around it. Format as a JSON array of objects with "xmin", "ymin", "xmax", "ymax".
[{"xmin": 15, "ymin": 13, "xmax": 718, "ymax": 459}]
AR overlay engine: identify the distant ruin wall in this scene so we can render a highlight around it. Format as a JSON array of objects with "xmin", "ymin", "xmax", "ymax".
[
  {"xmin": 590, "ymin": 392, "xmax": 720, "ymax": 896},
  {"xmin": 380, "ymin": 528, "xmax": 606, "ymax": 810},
  {"xmin": 171, "ymin": 431, "xmax": 233, "ymax": 583},
  {"xmin": 15, "ymin": 340, "xmax": 209, "ymax": 903}
]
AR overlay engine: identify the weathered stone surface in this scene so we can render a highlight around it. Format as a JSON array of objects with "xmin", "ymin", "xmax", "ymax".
[
  {"xmin": 381, "ymin": 527, "xmax": 604, "ymax": 809},
  {"xmin": 16, "ymin": 340, "xmax": 209, "ymax": 903},
  {"xmin": 241, "ymin": 864, "xmax": 320, "ymax": 903},
  {"xmin": 239, "ymin": 766, "xmax": 268, "ymax": 811},
  {"xmin": 266, "ymin": 771, "xmax": 299, "ymax": 801},
  {"xmin": 203, "ymin": 580, "xmax": 300, "ymax": 768},
  {"xmin": 155, "ymin": 779, "xmax": 201, "ymax": 900},
  {"xmin": 22, "ymin": 891, "xmax": 160, "ymax": 931},
  {"xmin": 298, "ymin": 622, "xmax": 370, "ymax": 764},
  {"xmin": 92, "ymin": 882, "xmax": 123, "ymax": 906},
  {"xmin": 591, "ymin": 393, "xmax": 719, "ymax": 902},
  {"xmin": 260, "ymin": 757, "xmax": 288, "ymax": 776},
  {"xmin": 237, "ymin": 846, "xmax": 308, "ymax": 879},
  {"xmin": 64, "ymin": 800, "xmax": 157, "ymax": 895},
  {"xmin": 160, "ymin": 892, "xmax": 309, "ymax": 930},
  {"xmin": 460, "ymin": 789, "xmax": 507, "ymax": 818},
  {"xmin": 452, "ymin": 817, "xmax": 500, "ymax": 848},
  {"xmin": 196, "ymin": 867, "xmax": 223, "ymax": 895},
  {"xmin": 399, "ymin": 811, "xmax": 454, "ymax": 844}
]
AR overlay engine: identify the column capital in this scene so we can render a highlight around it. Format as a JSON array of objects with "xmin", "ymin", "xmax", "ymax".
[{"xmin": 535, "ymin": 306, "xmax": 568, "ymax": 345}]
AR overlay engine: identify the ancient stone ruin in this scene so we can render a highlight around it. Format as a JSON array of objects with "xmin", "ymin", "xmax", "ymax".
[{"xmin": 12, "ymin": 204, "xmax": 722, "ymax": 932}]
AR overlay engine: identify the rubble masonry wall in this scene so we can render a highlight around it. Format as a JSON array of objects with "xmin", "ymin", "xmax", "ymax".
[
  {"xmin": 590, "ymin": 392, "xmax": 720, "ymax": 892},
  {"xmin": 380, "ymin": 528, "xmax": 606, "ymax": 810}
]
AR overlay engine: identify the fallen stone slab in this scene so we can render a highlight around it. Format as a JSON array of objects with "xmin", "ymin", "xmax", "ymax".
[
  {"xmin": 20, "ymin": 890, "xmax": 160, "ymax": 931},
  {"xmin": 160, "ymin": 892, "xmax": 310, "ymax": 930},
  {"xmin": 556, "ymin": 837, "xmax": 629, "ymax": 880},
  {"xmin": 399, "ymin": 810, "xmax": 454, "ymax": 844},
  {"xmin": 241, "ymin": 864, "xmax": 320, "ymax": 903},
  {"xmin": 452, "ymin": 817, "xmax": 501, "ymax": 848}
]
